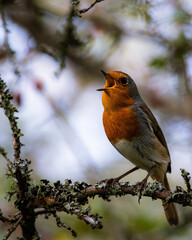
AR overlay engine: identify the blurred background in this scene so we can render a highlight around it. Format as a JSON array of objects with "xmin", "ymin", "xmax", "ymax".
[{"xmin": 0, "ymin": 0, "xmax": 192, "ymax": 239}]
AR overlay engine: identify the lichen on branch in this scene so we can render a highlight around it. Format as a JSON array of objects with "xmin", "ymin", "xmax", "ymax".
[{"xmin": 0, "ymin": 78, "xmax": 23, "ymax": 161}]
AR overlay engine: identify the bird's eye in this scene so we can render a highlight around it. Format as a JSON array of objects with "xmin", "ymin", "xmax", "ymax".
[{"xmin": 120, "ymin": 77, "xmax": 128, "ymax": 85}]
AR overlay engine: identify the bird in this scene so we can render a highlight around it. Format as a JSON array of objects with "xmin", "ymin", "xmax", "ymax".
[{"xmin": 97, "ymin": 70, "xmax": 179, "ymax": 226}]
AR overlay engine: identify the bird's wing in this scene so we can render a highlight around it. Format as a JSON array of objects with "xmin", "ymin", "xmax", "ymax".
[{"xmin": 140, "ymin": 103, "xmax": 171, "ymax": 172}]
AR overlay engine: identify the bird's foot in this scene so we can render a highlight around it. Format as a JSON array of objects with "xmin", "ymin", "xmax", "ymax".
[
  {"xmin": 99, "ymin": 177, "xmax": 119, "ymax": 190},
  {"xmin": 135, "ymin": 166, "xmax": 156, "ymax": 203},
  {"xmin": 135, "ymin": 178, "xmax": 148, "ymax": 204},
  {"xmin": 99, "ymin": 167, "xmax": 140, "ymax": 191}
]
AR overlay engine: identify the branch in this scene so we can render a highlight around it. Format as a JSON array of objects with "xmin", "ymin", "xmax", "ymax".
[
  {"xmin": 181, "ymin": 168, "xmax": 191, "ymax": 192},
  {"xmin": 34, "ymin": 169, "xmax": 192, "ymax": 211},
  {"xmin": 0, "ymin": 147, "xmax": 12, "ymax": 165},
  {"xmin": 0, "ymin": 77, "xmax": 39, "ymax": 239},
  {"xmin": 53, "ymin": 212, "xmax": 77, "ymax": 237},
  {"xmin": 0, "ymin": 210, "xmax": 20, "ymax": 224},
  {"xmin": 78, "ymin": 0, "xmax": 105, "ymax": 15},
  {"xmin": 0, "ymin": 78, "xmax": 23, "ymax": 161},
  {"xmin": 81, "ymin": 178, "xmax": 192, "ymax": 207},
  {"xmin": 3, "ymin": 217, "xmax": 21, "ymax": 240}
]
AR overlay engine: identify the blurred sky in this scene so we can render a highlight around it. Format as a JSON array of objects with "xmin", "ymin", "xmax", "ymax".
[{"xmin": 0, "ymin": 1, "xmax": 192, "ymax": 186}]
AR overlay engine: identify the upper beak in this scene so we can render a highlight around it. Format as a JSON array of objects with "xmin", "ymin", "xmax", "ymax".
[
  {"xmin": 96, "ymin": 70, "xmax": 111, "ymax": 91},
  {"xmin": 100, "ymin": 69, "xmax": 108, "ymax": 78}
]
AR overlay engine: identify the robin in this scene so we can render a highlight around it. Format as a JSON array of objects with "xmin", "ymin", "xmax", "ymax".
[{"xmin": 97, "ymin": 70, "xmax": 179, "ymax": 226}]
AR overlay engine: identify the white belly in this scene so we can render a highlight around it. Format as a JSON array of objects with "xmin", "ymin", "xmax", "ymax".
[{"xmin": 112, "ymin": 137, "xmax": 169, "ymax": 172}]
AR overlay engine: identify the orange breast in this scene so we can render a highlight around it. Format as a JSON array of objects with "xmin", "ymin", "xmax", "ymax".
[{"xmin": 103, "ymin": 107, "xmax": 141, "ymax": 143}]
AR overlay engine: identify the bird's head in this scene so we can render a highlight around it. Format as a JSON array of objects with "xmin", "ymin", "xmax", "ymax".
[{"xmin": 97, "ymin": 70, "xmax": 140, "ymax": 111}]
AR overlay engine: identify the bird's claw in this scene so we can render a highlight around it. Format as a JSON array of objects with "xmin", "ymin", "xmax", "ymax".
[
  {"xmin": 135, "ymin": 179, "xmax": 148, "ymax": 204},
  {"xmin": 100, "ymin": 177, "xmax": 119, "ymax": 190}
]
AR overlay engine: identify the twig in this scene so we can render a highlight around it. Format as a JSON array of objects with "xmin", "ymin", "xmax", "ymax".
[
  {"xmin": 1, "ymin": 11, "xmax": 15, "ymax": 57},
  {"xmin": 0, "ymin": 214, "xmax": 20, "ymax": 224},
  {"xmin": 181, "ymin": 168, "xmax": 191, "ymax": 192},
  {"xmin": 0, "ymin": 147, "xmax": 13, "ymax": 165},
  {"xmin": 3, "ymin": 217, "xmax": 21, "ymax": 240},
  {"xmin": 0, "ymin": 78, "xmax": 23, "ymax": 161},
  {"xmin": 72, "ymin": 208, "xmax": 102, "ymax": 229},
  {"xmin": 1, "ymin": 11, "xmax": 10, "ymax": 48},
  {"xmin": 79, "ymin": 0, "xmax": 104, "ymax": 14},
  {"xmin": 35, "ymin": 208, "xmax": 55, "ymax": 216},
  {"xmin": 53, "ymin": 212, "xmax": 77, "ymax": 237}
]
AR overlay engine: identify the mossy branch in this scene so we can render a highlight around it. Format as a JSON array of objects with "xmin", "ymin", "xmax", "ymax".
[
  {"xmin": 0, "ymin": 77, "xmax": 38, "ymax": 239},
  {"xmin": 32, "ymin": 169, "xmax": 192, "ymax": 212},
  {"xmin": 0, "ymin": 78, "xmax": 23, "ymax": 161}
]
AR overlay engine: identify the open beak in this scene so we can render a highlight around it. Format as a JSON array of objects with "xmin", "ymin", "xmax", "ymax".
[{"xmin": 96, "ymin": 70, "xmax": 112, "ymax": 91}]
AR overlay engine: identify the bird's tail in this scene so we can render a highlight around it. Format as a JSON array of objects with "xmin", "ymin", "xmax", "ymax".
[{"xmin": 162, "ymin": 175, "xmax": 179, "ymax": 226}]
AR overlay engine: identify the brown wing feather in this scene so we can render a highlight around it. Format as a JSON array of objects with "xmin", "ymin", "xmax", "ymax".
[{"xmin": 140, "ymin": 103, "xmax": 171, "ymax": 173}]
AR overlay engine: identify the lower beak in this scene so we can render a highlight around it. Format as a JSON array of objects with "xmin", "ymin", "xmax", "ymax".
[{"xmin": 96, "ymin": 87, "xmax": 111, "ymax": 91}]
